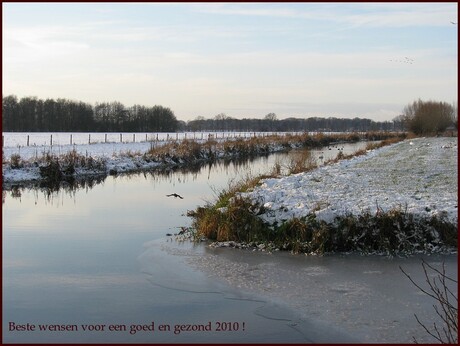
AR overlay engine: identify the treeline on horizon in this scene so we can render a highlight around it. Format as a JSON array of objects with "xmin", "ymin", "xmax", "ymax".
[
  {"xmin": 184, "ymin": 113, "xmax": 402, "ymax": 132},
  {"xmin": 2, "ymin": 95, "xmax": 403, "ymax": 133},
  {"xmin": 2, "ymin": 95, "xmax": 178, "ymax": 133}
]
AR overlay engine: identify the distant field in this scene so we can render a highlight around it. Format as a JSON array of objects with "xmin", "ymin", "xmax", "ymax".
[
  {"xmin": 1, "ymin": 131, "xmax": 335, "ymax": 162},
  {"xmin": 2, "ymin": 131, "xmax": 309, "ymax": 148}
]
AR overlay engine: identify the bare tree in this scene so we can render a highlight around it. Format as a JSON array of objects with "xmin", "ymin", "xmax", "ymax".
[
  {"xmin": 403, "ymin": 99, "xmax": 454, "ymax": 135},
  {"xmin": 264, "ymin": 112, "xmax": 277, "ymax": 122},
  {"xmin": 400, "ymin": 260, "xmax": 458, "ymax": 344}
]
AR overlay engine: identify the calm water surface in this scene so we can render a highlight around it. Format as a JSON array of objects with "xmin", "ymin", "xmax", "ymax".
[{"xmin": 3, "ymin": 143, "xmax": 457, "ymax": 343}]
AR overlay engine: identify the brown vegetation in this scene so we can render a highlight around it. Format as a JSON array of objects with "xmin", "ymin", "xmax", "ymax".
[
  {"xmin": 402, "ymin": 99, "xmax": 456, "ymax": 135},
  {"xmin": 190, "ymin": 135, "xmax": 457, "ymax": 255}
]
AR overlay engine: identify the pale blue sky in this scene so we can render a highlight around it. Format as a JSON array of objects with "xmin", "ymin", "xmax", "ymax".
[{"xmin": 3, "ymin": 2, "xmax": 458, "ymax": 121}]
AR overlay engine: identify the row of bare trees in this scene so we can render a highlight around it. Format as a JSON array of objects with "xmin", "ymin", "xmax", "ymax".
[
  {"xmin": 2, "ymin": 95, "xmax": 178, "ymax": 132},
  {"xmin": 182, "ymin": 113, "xmax": 401, "ymax": 133}
]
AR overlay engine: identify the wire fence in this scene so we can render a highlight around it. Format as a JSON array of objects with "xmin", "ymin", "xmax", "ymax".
[{"xmin": 2, "ymin": 131, "xmax": 309, "ymax": 148}]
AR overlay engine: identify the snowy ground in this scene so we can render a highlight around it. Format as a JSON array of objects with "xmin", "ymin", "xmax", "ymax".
[
  {"xmin": 2, "ymin": 132, "xmax": 276, "ymax": 162},
  {"xmin": 3, "ymin": 131, "xmax": 300, "ymax": 147},
  {"xmin": 2, "ymin": 131, "xmax": 304, "ymax": 184},
  {"xmin": 241, "ymin": 137, "xmax": 458, "ymax": 226}
]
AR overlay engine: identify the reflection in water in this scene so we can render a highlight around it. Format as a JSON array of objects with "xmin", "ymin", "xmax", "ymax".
[
  {"xmin": 3, "ymin": 140, "xmax": 371, "ymax": 206},
  {"xmin": 2, "ymin": 175, "xmax": 107, "ymax": 205},
  {"xmin": 2, "ymin": 152, "xmax": 273, "ymax": 205}
]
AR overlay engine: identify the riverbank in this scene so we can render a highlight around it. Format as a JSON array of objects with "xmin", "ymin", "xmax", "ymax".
[
  {"xmin": 2, "ymin": 131, "xmax": 402, "ymax": 188},
  {"xmin": 190, "ymin": 137, "xmax": 458, "ymax": 255}
]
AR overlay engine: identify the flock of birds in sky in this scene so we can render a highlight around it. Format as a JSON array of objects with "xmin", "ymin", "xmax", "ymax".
[
  {"xmin": 389, "ymin": 57, "xmax": 415, "ymax": 64},
  {"xmin": 389, "ymin": 21, "xmax": 456, "ymax": 65}
]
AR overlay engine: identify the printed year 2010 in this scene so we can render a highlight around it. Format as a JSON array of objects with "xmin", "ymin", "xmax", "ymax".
[{"xmin": 215, "ymin": 322, "xmax": 245, "ymax": 332}]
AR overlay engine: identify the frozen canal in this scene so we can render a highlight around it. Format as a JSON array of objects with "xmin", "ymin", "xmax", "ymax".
[{"xmin": 3, "ymin": 142, "xmax": 457, "ymax": 343}]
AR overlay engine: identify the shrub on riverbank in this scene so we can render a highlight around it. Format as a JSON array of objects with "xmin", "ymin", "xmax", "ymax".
[
  {"xmin": 10, "ymin": 154, "xmax": 23, "ymax": 169},
  {"xmin": 191, "ymin": 195, "xmax": 457, "ymax": 255},
  {"xmin": 37, "ymin": 150, "xmax": 107, "ymax": 182}
]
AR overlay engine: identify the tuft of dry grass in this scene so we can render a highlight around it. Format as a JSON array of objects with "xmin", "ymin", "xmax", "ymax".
[
  {"xmin": 286, "ymin": 150, "xmax": 317, "ymax": 175},
  {"xmin": 10, "ymin": 154, "xmax": 22, "ymax": 169}
]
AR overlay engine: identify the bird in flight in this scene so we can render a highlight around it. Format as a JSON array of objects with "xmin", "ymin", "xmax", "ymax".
[
  {"xmin": 451, "ymin": 22, "xmax": 457, "ymax": 25},
  {"xmin": 166, "ymin": 193, "xmax": 184, "ymax": 199}
]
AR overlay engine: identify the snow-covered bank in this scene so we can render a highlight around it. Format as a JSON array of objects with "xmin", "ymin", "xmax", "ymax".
[
  {"xmin": 1, "ymin": 139, "xmax": 284, "ymax": 185},
  {"xmin": 190, "ymin": 137, "xmax": 457, "ymax": 255},
  {"xmin": 241, "ymin": 137, "xmax": 457, "ymax": 226},
  {"xmin": 3, "ymin": 132, "xmax": 397, "ymax": 186},
  {"xmin": 3, "ymin": 136, "xmax": 312, "ymax": 186}
]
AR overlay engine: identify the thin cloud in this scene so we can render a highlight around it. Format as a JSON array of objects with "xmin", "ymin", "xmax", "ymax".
[
  {"xmin": 3, "ymin": 3, "xmax": 457, "ymax": 122},
  {"xmin": 193, "ymin": 3, "xmax": 457, "ymax": 28}
]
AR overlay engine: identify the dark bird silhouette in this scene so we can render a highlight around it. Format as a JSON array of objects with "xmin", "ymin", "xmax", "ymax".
[
  {"xmin": 451, "ymin": 22, "xmax": 457, "ymax": 25},
  {"xmin": 166, "ymin": 193, "xmax": 184, "ymax": 199}
]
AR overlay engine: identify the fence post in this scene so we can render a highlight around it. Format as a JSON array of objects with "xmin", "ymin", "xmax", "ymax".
[
  {"xmin": 50, "ymin": 134, "xmax": 53, "ymax": 146},
  {"xmin": 105, "ymin": 134, "xmax": 107, "ymax": 143},
  {"xmin": 27, "ymin": 135, "xmax": 30, "ymax": 146},
  {"xmin": 133, "ymin": 134, "xmax": 135, "ymax": 143},
  {"xmin": 120, "ymin": 133, "xmax": 122, "ymax": 143},
  {"xmin": 88, "ymin": 134, "xmax": 91, "ymax": 144},
  {"xmin": 70, "ymin": 134, "xmax": 72, "ymax": 145}
]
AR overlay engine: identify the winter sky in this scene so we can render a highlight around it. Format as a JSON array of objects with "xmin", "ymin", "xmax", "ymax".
[{"xmin": 2, "ymin": 2, "xmax": 458, "ymax": 122}]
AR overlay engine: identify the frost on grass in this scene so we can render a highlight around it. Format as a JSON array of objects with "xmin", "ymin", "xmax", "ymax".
[
  {"xmin": 2, "ymin": 132, "xmax": 404, "ymax": 185},
  {"xmin": 196, "ymin": 137, "xmax": 457, "ymax": 254},
  {"xmin": 243, "ymin": 137, "xmax": 457, "ymax": 227}
]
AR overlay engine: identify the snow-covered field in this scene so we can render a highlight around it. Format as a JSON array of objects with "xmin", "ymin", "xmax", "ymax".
[
  {"xmin": 2, "ymin": 131, "xmax": 305, "ymax": 150},
  {"xmin": 1, "ymin": 132, "xmax": 250, "ymax": 161},
  {"xmin": 2, "ymin": 131, "xmax": 303, "ymax": 184},
  {"xmin": 2, "ymin": 131, "xmax": 299, "ymax": 169},
  {"xmin": 241, "ymin": 137, "xmax": 458, "ymax": 226},
  {"xmin": 2, "ymin": 131, "xmax": 343, "ymax": 184}
]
